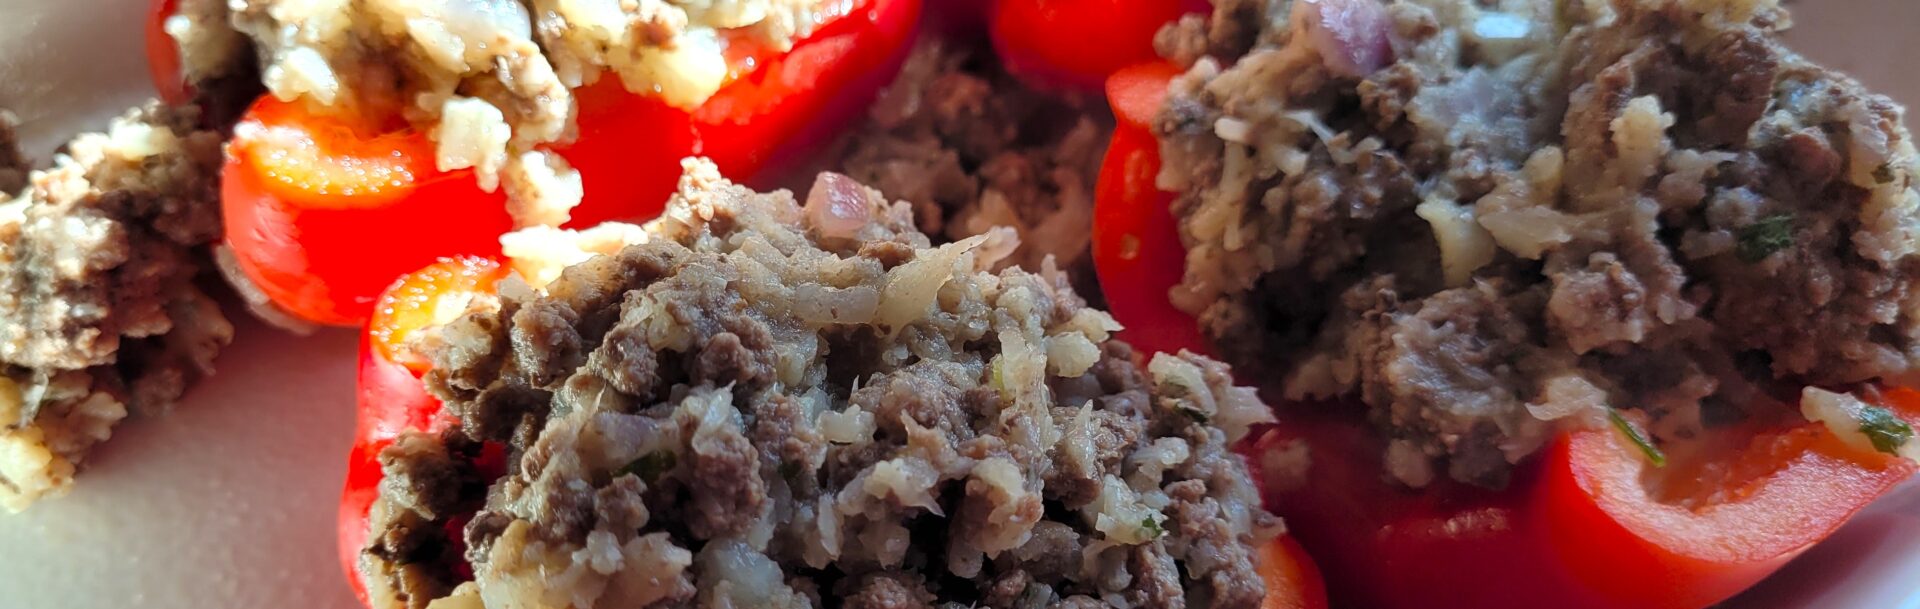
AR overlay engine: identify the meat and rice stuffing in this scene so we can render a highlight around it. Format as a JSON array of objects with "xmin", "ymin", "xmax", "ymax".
[
  {"xmin": 357, "ymin": 160, "xmax": 1278, "ymax": 608},
  {"xmin": 178, "ymin": 0, "xmax": 855, "ymax": 226},
  {"xmin": 0, "ymin": 105, "xmax": 234, "ymax": 512},
  {"xmin": 1153, "ymin": 0, "xmax": 1920, "ymax": 487},
  {"xmin": 826, "ymin": 37, "xmax": 1112, "ymax": 295}
]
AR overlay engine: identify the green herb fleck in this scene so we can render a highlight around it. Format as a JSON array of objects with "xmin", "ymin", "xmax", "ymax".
[
  {"xmin": 1859, "ymin": 404, "xmax": 1914, "ymax": 455},
  {"xmin": 1872, "ymin": 163, "xmax": 1897, "ymax": 185},
  {"xmin": 620, "ymin": 451, "xmax": 678, "ymax": 483},
  {"xmin": 1179, "ymin": 407, "xmax": 1210, "ymax": 424},
  {"xmin": 1609, "ymin": 410, "xmax": 1668, "ymax": 468},
  {"xmin": 778, "ymin": 460, "xmax": 804, "ymax": 483},
  {"xmin": 1736, "ymin": 214, "xmax": 1795, "ymax": 263},
  {"xmin": 1140, "ymin": 516, "xmax": 1165, "ymax": 539}
]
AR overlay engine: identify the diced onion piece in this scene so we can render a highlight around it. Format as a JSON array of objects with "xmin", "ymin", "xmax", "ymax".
[
  {"xmin": 804, "ymin": 172, "xmax": 872, "ymax": 240},
  {"xmin": 819, "ymin": 408, "xmax": 876, "ymax": 445},
  {"xmin": 1416, "ymin": 197, "xmax": 1496, "ymax": 287},
  {"xmin": 1290, "ymin": 0, "xmax": 1395, "ymax": 78},
  {"xmin": 875, "ymin": 235, "xmax": 985, "ymax": 334}
]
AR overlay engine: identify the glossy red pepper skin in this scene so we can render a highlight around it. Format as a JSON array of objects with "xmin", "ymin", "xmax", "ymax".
[
  {"xmin": 338, "ymin": 257, "xmax": 503, "ymax": 605},
  {"xmin": 989, "ymin": 0, "xmax": 1207, "ymax": 94},
  {"xmin": 145, "ymin": 0, "xmax": 190, "ymax": 105},
  {"xmin": 222, "ymin": 96, "xmax": 516, "ymax": 327},
  {"xmin": 1259, "ymin": 534, "xmax": 1332, "ymax": 609},
  {"xmin": 560, "ymin": 0, "xmax": 923, "ymax": 227},
  {"xmin": 1092, "ymin": 63, "xmax": 1214, "ymax": 357},
  {"xmin": 338, "ymin": 335, "xmax": 439, "ymax": 605},
  {"xmin": 1253, "ymin": 396, "xmax": 1919, "ymax": 609},
  {"xmin": 336, "ymin": 333, "xmax": 425, "ymax": 599}
]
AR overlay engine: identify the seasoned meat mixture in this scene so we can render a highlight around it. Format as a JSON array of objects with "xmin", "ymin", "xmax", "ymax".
[
  {"xmin": 0, "ymin": 104, "xmax": 234, "ymax": 512},
  {"xmin": 1155, "ymin": 0, "xmax": 1920, "ymax": 487},
  {"xmin": 359, "ymin": 161, "xmax": 1278, "ymax": 609},
  {"xmin": 180, "ymin": 0, "xmax": 842, "ymax": 226},
  {"xmin": 826, "ymin": 37, "xmax": 1112, "ymax": 298}
]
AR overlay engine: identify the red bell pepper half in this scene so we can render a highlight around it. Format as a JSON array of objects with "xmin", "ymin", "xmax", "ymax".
[
  {"xmin": 145, "ymin": 0, "xmax": 191, "ymax": 105},
  {"xmin": 1250, "ymin": 395, "xmax": 1917, "ymax": 609},
  {"xmin": 154, "ymin": 0, "xmax": 922, "ymax": 327},
  {"xmin": 1098, "ymin": 61, "xmax": 1920, "ymax": 609},
  {"xmin": 340, "ymin": 255, "xmax": 1332, "ymax": 608},
  {"xmin": 338, "ymin": 257, "xmax": 504, "ymax": 605}
]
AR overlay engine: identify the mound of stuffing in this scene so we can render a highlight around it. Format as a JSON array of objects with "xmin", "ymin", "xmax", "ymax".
[
  {"xmin": 357, "ymin": 160, "xmax": 1278, "ymax": 609},
  {"xmin": 1154, "ymin": 0, "xmax": 1920, "ymax": 487},
  {"xmin": 0, "ymin": 105, "xmax": 234, "ymax": 512},
  {"xmin": 177, "ymin": 0, "xmax": 843, "ymax": 226},
  {"xmin": 827, "ymin": 37, "xmax": 1111, "ymax": 297}
]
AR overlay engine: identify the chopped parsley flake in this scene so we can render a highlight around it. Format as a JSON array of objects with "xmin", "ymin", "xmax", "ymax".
[
  {"xmin": 1141, "ymin": 516, "xmax": 1165, "ymax": 539},
  {"xmin": 1609, "ymin": 410, "xmax": 1668, "ymax": 468},
  {"xmin": 1859, "ymin": 404, "xmax": 1914, "ymax": 455},
  {"xmin": 620, "ymin": 451, "xmax": 678, "ymax": 483},
  {"xmin": 1736, "ymin": 214, "xmax": 1795, "ymax": 263}
]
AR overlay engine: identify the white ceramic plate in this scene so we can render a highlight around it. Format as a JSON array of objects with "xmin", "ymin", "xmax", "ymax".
[{"xmin": 0, "ymin": 1, "xmax": 1915, "ymax": 607}]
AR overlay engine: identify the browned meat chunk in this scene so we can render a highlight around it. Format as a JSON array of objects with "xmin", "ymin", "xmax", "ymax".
[{"xmin": 825, "ymin": 37, "xmax": 1111, "ymax": 298}]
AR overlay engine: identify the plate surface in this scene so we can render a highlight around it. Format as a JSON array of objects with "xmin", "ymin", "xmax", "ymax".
[{"xmin": 0, "ymin": 1, "xmax": 1915, "ymax": 607}]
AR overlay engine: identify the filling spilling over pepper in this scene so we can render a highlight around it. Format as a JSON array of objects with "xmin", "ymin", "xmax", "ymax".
[
  {"xmin": 156, "ymin": 0, "xmax": 925, "ymax": 327},
  {"xmin": 344, "ymin": 161, "xmax": 1319, "ymax": 609},
  {"xmin": 1084, "ymin": 0, "xmax": 1920, "ymax": 608}
]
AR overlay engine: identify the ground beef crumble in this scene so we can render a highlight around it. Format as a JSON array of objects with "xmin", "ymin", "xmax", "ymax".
[
  {"xmin": 358, "ymin": 160, "xmax": 1278, "ymax": 609},
  {"xmin": 823, "ymin": 36, "xmax": 1112, "ymax": 299},
  {"xmin": 0, "ymin": 103, "xmax": 234, "ymax": 512},
  {"xmin": 1155, "ymin": 0, "xmax": 1920, "ymax": 487}
]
